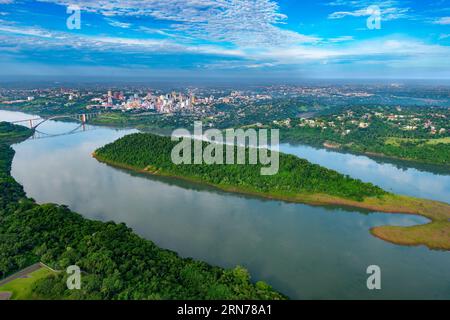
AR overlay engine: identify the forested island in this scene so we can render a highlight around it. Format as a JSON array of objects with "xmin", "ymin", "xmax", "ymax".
[
  {"xmin": 0, "ymin": 122, "xmax": 285, "ymax": 300},
  {"xmin": 94, "ymin": 132, "xmax": 450, "ymax": 250}
]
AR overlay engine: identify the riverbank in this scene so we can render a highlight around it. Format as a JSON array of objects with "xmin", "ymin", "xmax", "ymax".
[
  {"xmin": 0, "ymin": 122, "xmax": 286, "ymax": 300},
  {"xmin": 281, "ymin": 136, "xmax": 450, "ymax": 172},
  {"xmin": 2, "ymin": 104, "xmax": 448, "ymax": 170},
  {"xmin": 93, "ymin": 145, "xmax": 450, "ymax": 251},
  {"xmin": 339, "ymin": 146, "xmax": 450, "ymax": 172},
  {"xmin": 5, "ymin": 110, "xmax": 450, "ymax": 299}
]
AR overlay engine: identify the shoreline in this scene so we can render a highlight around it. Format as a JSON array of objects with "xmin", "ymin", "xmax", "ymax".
[
  {"xmin": 1, "ymin": 105, "xmax": 448, "ymax": 169},
  {"xmin": 282, "ymin": 137, "xmax": 450, "ymax": 170},
  {"xmin": 93, "ymin": 152, "xmax": 450, "ymax": 251},
  {"xmin": 0, "ymin": 122, "xmax": 287, "ymax": 300}
]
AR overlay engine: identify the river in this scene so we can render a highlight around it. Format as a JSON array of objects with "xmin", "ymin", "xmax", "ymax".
[{"xmin": 1, "ymin": 109, "xmax": 450, "ymax": 300}]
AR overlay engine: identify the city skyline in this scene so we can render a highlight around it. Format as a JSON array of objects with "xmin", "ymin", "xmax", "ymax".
[{"xmin": 1, "ymin": 0, "xmax": 450, "ymax": 80}]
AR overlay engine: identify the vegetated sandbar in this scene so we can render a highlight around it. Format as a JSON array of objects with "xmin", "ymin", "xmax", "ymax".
[{"xmin": 93, "ymin": 132, "xmax": 450, "ymax": 251}]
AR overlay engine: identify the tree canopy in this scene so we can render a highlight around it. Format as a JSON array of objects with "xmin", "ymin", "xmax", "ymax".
[
  {"xmin": 96, "ymin": 133, "xmax": 387, "ymax": 201},
  {"xmin": 0, "ymin": 122, "xmax": 285, "ymax": 300}
]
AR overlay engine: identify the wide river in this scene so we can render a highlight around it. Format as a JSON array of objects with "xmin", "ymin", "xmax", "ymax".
[{"xmin": 2, "ymin": 110, "xmax": 450, "ymax": 300}]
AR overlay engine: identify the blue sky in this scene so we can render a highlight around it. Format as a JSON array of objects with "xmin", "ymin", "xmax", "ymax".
[{"xmin": 1, "ymin": 0, "xmax": 450, "ymax": 80}]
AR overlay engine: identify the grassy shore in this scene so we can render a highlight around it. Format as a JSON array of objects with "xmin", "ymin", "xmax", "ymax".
[
  {"xmin": 0, "ymin": 267, "xmax": 55, "ymax": 300},
  {"xmin": 93, "ymin": 152, "xmax": 450, "ymax": 251}
]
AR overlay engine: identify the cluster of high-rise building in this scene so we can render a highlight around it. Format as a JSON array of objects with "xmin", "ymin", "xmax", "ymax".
[
  {"xmin": 85, "ymin": 88, "xmax": 278, "ymax": 114},
  {"xmin": 90, "ymin": 90, "xmax": 215, "ymax": 114}
]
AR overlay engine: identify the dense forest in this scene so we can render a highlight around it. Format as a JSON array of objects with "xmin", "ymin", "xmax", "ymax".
[
  {"xmin": 95, "ymin": 133, "xmax": 387, "ymax": 201},
  {"xmin": 0, "ymin": 122, "xmax": 285, "ymax": 300}
]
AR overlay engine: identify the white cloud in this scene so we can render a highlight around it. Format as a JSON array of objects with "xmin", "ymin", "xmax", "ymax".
[
  {"xmin": 433, "ymin": 17, "xmax": 450, "ymax": 25},
  {"xmin": 1, "ymin": 22, "xmax": 449, "ymax": 72},
  {"xmin": 138, "ymin": 27, "xmax": 179, "ymax": 38},
  {"xmin": 327, "ymin": 0, "xmax": 411, "ymax": 21},
  {"xmin": 328, "ymin": 36, "xmax": 354, "ymax": 43},
  {"xmin": 1, "ymin": 1, "xmax": 449, "ymax": 75},
  {"xmin": 0, "ymin": 24, "xmax": 244, "ymax": 57},
  {"xmin": 0, "ymin": 25, "xmax": 53, "ymax": 38},
  {"xmin": 327, "ymin": 0, "xmax": 402, "ymax": 8},
  {"xmin": 329, "ymin": 7, "xmax": 410, "ymax": 21},
  {"xmin": 106, "ymin": 18, "xmax": 132, "ymax": 29},
  {"xmin": 246, "ymin": 37, "xmax": 450, "ymax": 70},
  {"xmin": 38, "ymin": 0, "xmax": 319, "ymax": 47}
]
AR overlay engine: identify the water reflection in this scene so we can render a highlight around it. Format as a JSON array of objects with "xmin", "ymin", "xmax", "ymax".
[
  {"xmin": 283, "ymin": 141, "xmax": 450, "ymax": 175},
  {"xmin": 2, "ymin": 110, "xmax": 450, "ymax": 300},
  {"xmin": 281, "ymin": 144, "xmax": 450, "ymax": 203}
]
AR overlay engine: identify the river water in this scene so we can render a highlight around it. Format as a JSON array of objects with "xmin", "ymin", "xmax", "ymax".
[{"xmin": 1, "ymin": 109, "xmax": 450, "ymax": 300}]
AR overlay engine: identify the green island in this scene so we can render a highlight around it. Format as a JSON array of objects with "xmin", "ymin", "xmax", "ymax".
[
  {"xmin": 57, "ymin": 105, "xmax": 450, "ymax": 168},
  {"xmin": 0, "ymin": 122, "xmax": 285, "ymax": 300},
  {"xmin": 94, "ymin": 132, "xmax": 450, "ymax": 250}
]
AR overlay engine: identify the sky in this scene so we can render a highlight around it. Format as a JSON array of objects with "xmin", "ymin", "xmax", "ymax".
[{"xmin": 1, "ymin": 0, "xmax": 450, "ymax": 81}]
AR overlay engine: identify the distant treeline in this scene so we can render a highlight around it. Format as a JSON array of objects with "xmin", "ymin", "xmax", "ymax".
[
  {"xmin": 281, "ymin": 126, "xmax": 450, "ymax": 166},
  {"xmin": 278, "ymin": 106, "xmax": 450, "ymax": 166},
  {"xmin": 0, "ymin": 122, "xmax": 285, "ymax": 300},
  {"xmin": 95, "ymin": 133, "xmax": 387, "ymax": 201}
]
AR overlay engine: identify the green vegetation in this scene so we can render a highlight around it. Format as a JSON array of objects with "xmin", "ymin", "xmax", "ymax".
[
  {"xmin": 91, "ymin": 111, "xmax": 196, "ymax": 131},
  {"xmin": 95, "ymin": 133, "xmax": 387, "ymax": 201},
  {"xmin": 0, "ymin": 122, "xmax": 285, "ymax": 300},
  {"xmin": 94, "ymin": 132, "xmax": 450, "ymax": 250},
  {"xmin": 0, "ymin": 267, "xmax": 55, "ymax": 300},
  {"xmin": 385, "ymin": 136, "xmax": 450, "ymax": 146},
  {"xmin": 0, "ymin": 95, "xmax": 93, "ymax": 116},
  {"xmin": 282, "ymin": 127, "xmax": 450, "ymax": 166},
  {"xmin": 0, "ymin": 122, "xmax": 32, "ymax": 146},
  {"xmin": 276, "ymin": 106, "xmax": 450, "ymax": 166},
  {"xmin": 3, "ymin": 89, "xmax": 448, "ymax": 167}
]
